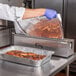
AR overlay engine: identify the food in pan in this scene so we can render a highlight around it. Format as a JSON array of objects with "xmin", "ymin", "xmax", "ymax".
[
  {"xmin": 6, "ymin": 50, "xmax": 46, "ymax": 60},
  {"xmin": 26, "ymin": 18, "xmax": 63, "ymax": 39}
]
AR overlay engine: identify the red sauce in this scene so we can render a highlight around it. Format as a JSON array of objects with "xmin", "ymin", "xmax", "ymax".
[{"xmin": 6, "ymin": 50, "xmax": 46, "ymax": 60}]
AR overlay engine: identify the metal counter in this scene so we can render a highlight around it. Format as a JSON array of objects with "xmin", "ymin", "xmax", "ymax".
[{"xmin": 0, "ymin": 54, "xmax": 75, "ymax": 76}]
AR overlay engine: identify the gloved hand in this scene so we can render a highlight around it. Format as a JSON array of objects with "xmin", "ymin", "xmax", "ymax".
[{"xmin": 44, "ymin": 9, "xmax": 57, "ymax": 19}]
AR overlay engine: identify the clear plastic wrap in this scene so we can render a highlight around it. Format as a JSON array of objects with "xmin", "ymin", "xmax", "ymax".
[{"xmin": 25, "ymin": 17, "xmax": 64, "ymax": 39}]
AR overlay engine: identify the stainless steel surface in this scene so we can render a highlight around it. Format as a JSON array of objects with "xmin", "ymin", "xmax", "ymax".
[
  {"xmin": 65, "ymin": 0, "xmax": 76, "ymax": 37},
  {"xmin": 0, "ymin": 0, "xmax": 23, "ymax": 6},
  {"xmin": 31, "ymin": 0, "xmax": 34, "ymax": 8},
  {"xmin": 66, "ymin": 65, "xmax": 69, "ymax": 76},
  {"xmin": 0, "ymin": 0, "xmax": 8, "ymax": 4},
  {"xmin": 13, "ymin": 34, "xmax": 74, "ymax": 57},
  {"xmin": 34, "ymin": 0, "xmax": 63, "ymax": 16},
  {"xmin": 0, "ymin": 45, "xmax": 54, "ymax": 67},
  {"xmin": 0, "ymin": 54, "xmax": 75, "ymax": 76},
  {"xmin": 0, "ymin": 28, "xmax": 11, "ymax": 47}
]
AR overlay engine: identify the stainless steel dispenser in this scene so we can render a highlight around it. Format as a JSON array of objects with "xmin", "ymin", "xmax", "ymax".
[{"xmin": 12, "ymin": 34, "xmax": 74, "ymax": 57}]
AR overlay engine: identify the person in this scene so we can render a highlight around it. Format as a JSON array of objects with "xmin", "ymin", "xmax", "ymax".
[{"xmin": 0, "ymin": 3, "xmax": 57, "ymax": 34}]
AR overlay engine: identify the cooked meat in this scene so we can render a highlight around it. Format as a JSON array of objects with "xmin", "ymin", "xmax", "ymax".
[
  {"xmin": 26, "ymin": 18, "xmax": 63, "ymax": 39},
  {"xmin": 6, "ymin": 50, "xmax": 46, "ymax": 60}
]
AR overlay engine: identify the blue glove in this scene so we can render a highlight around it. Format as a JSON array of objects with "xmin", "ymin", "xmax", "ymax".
[{"xmin": 44, "ymin": 9, "xmax": 57, "ymax": 19}]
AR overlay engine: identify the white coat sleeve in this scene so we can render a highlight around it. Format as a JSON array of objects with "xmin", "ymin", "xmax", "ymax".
[{"xmin": 0, "ymin": 3, "xmax": 25, "ymax": 21}]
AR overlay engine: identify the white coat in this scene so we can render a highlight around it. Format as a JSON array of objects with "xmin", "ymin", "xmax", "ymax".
[{"xmin": 0, "ymin": 3, "xmax": 28, "ymax": 34}]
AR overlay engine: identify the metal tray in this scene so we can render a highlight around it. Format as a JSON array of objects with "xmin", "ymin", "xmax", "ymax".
[{"xmin": 0, "ymin": 45, "xmax": 54, "ymax": 67}]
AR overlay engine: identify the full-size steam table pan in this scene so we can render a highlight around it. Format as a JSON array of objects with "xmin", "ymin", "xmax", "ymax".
[{"xmin": 0, "ymin": 45, "xmax": 54, "ymax": 67}]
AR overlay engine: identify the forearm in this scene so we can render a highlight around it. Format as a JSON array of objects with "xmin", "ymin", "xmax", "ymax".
[
  {"xmin": 0, "ymin": 3, "xmax": 57, "ymax": 21},
  {"xmin": 22, "ymin": 8, "xmax": 46, "ymax": 19}
]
